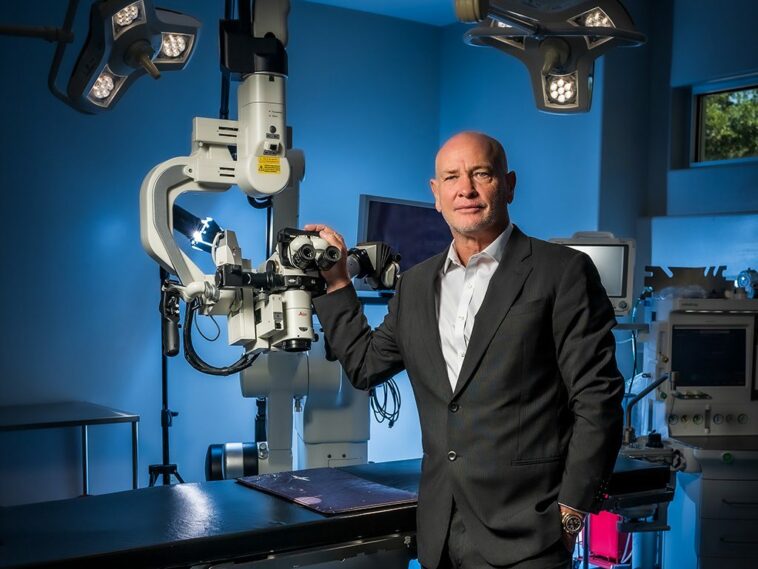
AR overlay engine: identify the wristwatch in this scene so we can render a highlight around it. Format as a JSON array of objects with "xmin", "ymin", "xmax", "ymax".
[{"xmin": 561, "ymin": 511, "xmax": 585, "ymax": 536}]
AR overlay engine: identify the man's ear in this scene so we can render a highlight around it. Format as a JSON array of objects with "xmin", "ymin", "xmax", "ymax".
[
  {"xmin": 505, "ymin": 171, "xmax": 516, "ymax": 204},
  {"xmin": 429, "ymin": 178, "xmax": 442, "ymax": 212}
]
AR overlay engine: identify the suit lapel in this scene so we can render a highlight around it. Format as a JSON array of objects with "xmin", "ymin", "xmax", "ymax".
[
  {"xmin": 418, "ymin": 252, "xmax": 454, "ymax": 398},
  {"xmin": 452, "ymin": 226, "xmax": 533, "ymax": 399}
]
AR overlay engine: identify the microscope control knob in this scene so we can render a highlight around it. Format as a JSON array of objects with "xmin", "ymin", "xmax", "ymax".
[
  {"xmin": 738, "ymin": 414, "xmax": 749, "ymax": 425},
  {"xmin": 693, "ymin": 415, "xmax": 703, "ymax": 425},
  {"xmin": 713, "ymin": 414, "xmax": 724, "ymax": 425},
  {"xmin": 668, "ymin": 415, "xmax": 679, "ymax": 425}
]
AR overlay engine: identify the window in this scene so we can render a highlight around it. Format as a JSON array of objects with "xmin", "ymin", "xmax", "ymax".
[{"xmin": 695, "ymin": 83, "xmax": 758, "ymax": 163}]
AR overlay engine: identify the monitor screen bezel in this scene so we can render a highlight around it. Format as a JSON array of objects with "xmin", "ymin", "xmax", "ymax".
[
  {"xmin": 564, "ymin": 243, "xmax": 631, "ymax": 299},
  {"xmin": 548, "ymin": 236, "xmax": 636, "ymax": 316},
  {"xmin": 665, "ymin": 313, "xmax": 756, "ymax": 397},
  {"xmin": 357, "ymin": 194, "xmax": 440, "ymax": 243},
  {"xmin": 670, "ymin": 326, "xmax": 748, "ymax": 388},
  {"xmin": 356, "ymin": 193, "xmax": 453, "ymax": 274}
]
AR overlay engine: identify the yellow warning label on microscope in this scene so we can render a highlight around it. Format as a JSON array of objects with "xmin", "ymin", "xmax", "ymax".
[{"xmin": 257, "ymin": 156, "xmax": 281, "ymax": 174}]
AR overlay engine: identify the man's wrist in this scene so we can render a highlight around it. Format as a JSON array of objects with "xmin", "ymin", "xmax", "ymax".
[
  {"xmin": 559, "ymin": 505, "xmax": 586, "ymax": 536},
  {"xmin": 326, "ymin": 279, "xmax": 352, "ymax": 294},
  {"xmin": 558, "ymin": 504, "xmax": 587, "ymax": 516}
]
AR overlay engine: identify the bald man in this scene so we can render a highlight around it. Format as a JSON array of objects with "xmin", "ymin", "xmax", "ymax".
[{"xmin": 307, "ymin": 132, "xmax": 623, "ymax": 569}]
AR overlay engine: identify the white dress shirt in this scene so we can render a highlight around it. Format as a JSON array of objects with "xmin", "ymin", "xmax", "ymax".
[{"xmin": 437, "ymin": 224, "xmax": 513, "ymax": 390}]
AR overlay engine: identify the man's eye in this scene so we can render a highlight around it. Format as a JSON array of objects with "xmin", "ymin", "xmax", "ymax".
[
  {"xmin": 444, "ymin": 175, "xmax": 458, "ymax": 182},
  {"xmin": 474, "ymin": 171, "xmax": 492, "ymax": 180}
]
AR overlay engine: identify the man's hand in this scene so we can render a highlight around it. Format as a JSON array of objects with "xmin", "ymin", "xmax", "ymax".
[
  {"xmin": 561, "ymin": 527, "xmax": 578, "ymax": 554},
  {"xmin": 303, "ymin": 224, "xmax": 351, "ymax": 294}
]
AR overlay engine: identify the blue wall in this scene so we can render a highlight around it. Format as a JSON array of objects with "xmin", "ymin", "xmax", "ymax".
[
  {"xmin": 650, "ymin": 0, "xmax": 758, "ymax": 275},
  {"xmin": 665, "ymin": 0, "xmax": 758, "ymax": 216},
  {"xmin": 437, "ymin": 24, "xmax": 605, "ymax": 241},
  {"xmin": 651, "ymin": 214, "xmax": 758, "ymax": 276}
]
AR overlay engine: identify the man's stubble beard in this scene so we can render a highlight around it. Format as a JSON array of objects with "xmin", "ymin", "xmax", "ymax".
[
  {"xmin": 439, "ymin": 182, "xmax": 510, "ymax": 238},
  {"xmin": 445, "ymin": 203, "xmax": 506, "ymax": 238}
]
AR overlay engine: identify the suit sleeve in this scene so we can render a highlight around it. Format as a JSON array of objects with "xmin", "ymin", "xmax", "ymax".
[
  {"xmin": 312, "ymin": 278, "xmax": 405, "ymax": 390},
  {"xmin": 552, "ymin": 252, "xmax": 624, "ymax": 512}
]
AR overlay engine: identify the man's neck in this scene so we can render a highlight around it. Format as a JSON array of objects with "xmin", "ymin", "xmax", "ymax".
[{"xmin": 452, "ymin": 223, "xmax": 509, "ymax": 266}]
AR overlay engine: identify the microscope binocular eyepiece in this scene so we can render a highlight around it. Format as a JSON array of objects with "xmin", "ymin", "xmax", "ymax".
[
  {"xmin": 317, "ymin": 245, "xmax": 342, "ymax": 271},
  {"xmin": 290, "ymin": 240, "xmax": 317, "ymax": 270},
  {"xmin": 278, "ymin": 229, "xmax": 342, "ymax": 272}
]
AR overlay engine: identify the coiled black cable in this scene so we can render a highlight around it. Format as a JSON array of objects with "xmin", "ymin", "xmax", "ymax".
[
  {"xmin": 183, "ymin": 299, "xmax": 259, "ymax": 376},
  {"xmin": 370, "ymin": 378, "xmax": 401, "ymax": 428}
]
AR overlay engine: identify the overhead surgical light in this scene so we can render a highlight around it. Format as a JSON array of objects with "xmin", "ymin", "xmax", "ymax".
[
  {"xmin": 159, "ymin": 33, "xmax": 189, "ymax": 59},
  {"xmin": 112, "ymin": 2, "xmax": 144, "ymax": 34},
  {"xmin": 455, "ymin": 0, "xmax": 646, "ymax": 113},
  {"xmin": 64, "ymin": 0, "xmax": 200, "ymax": 113}
]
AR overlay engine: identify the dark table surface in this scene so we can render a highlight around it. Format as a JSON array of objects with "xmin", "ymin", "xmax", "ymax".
[
  {"xmin": 0, "ymin": 460, "xmax": 420, "ymax": 569},
  {"xmin": 0, "ymin": 401, "xmax": 138, "ymax": 431},
  {"xmin": 0, "ymin": 457, "xmax": 669, "ymax": 569}
]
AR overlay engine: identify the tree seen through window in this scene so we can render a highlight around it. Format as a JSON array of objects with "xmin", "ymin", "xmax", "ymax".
[{"xmin": 698, "ymin": 86, "xmax": 758, "ymax": 162}]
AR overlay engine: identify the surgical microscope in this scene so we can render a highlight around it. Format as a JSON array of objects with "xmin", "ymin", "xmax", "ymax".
[{"xmin": 139, "ymin": 0, "xmax": 400, "ymax": 478}]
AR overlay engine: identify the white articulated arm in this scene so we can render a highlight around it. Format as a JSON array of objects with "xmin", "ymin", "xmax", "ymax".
[
  {"xmin": 140, "ymin": 157, "xmax": 218, "ymax": 285},
  {"xmin": 140, "ymin": 116, "xmax": 249, "ymax": 289}
]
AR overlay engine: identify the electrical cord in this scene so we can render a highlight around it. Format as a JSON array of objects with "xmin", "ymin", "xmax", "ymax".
[
  {"xmin": 183, "ymin": 299, "xmax": 259, "ymax": 375},
  {"xmin": 247, "ymin": 195, "xmax": 273, "ymax": 209},
  {"xmin": 211, "ymin": 231, "xmax": 224, "ymax": 267},
  {"xmin": 627, "ymin": 328, "xmax": 638, "ymax": 395},
  {"xmin": 194, "ymin": 312, "xmax": 221, "ymax": 341},
  {"xmin": 620, "ymin": 532, "xmax": 633, "ymax": 564},
  {"xmin": 370, "ymin": 378, "xmax": 401, "ymax": 427},
  {"xmin": 625, "ymin": 293, "xmax": 646, "ymax": 396}
]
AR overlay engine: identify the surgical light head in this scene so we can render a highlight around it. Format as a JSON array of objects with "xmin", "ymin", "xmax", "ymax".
[
  {"xmin": 66, "ymin": 0, "xmax": 200, "ymax": 113},
  {"xmin": 455, "ymin": 0, "xmax": 645, "ymax": 113}
]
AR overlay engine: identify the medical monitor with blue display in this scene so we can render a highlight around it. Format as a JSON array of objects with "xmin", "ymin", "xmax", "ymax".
[{"xmin": 357, "ymin": 195, "xmax": 452, "ymax": 274}]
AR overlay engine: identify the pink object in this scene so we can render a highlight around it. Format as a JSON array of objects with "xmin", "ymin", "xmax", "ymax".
[{"xmin": 588, "ymin": 511, "xmax": 630, "ymax": 566}]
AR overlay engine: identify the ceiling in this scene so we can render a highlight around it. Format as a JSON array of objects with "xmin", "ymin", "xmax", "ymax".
[{"xmin": 302, "ymin": 0, "xmax": 458, "ymax": 27}]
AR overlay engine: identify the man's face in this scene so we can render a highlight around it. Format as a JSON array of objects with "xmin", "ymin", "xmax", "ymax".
[{"xmin": 430, "ymin": 134, "xmax": 515, "ymax": 240}]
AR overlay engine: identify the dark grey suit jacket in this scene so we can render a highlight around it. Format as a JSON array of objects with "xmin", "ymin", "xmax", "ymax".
[{"xmin": 313, "ymin": 226, "xmax": 624, "ymax": 567}]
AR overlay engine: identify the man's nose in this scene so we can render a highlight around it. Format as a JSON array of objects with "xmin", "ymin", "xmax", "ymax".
[{"xmin": 457, "ymin": 176, "xmax": 478, "ymax": 196}]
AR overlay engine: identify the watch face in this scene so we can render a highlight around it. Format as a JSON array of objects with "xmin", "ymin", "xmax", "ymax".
[{"xmin": 563, "ymin": 513, "xmax": 584, "ymax": 534}]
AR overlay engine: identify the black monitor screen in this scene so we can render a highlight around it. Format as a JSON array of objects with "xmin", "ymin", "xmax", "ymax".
[
  {"xmin": 567, "ymin": 244, "xmax": 628, "ymax": 297},
  {"xmin": 671, "ymin": 328, "xmax": 747, "ymax": 387},
  {"xmin": 360, "ymin": 197, "xmax": 451, "ymax": 272}
]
